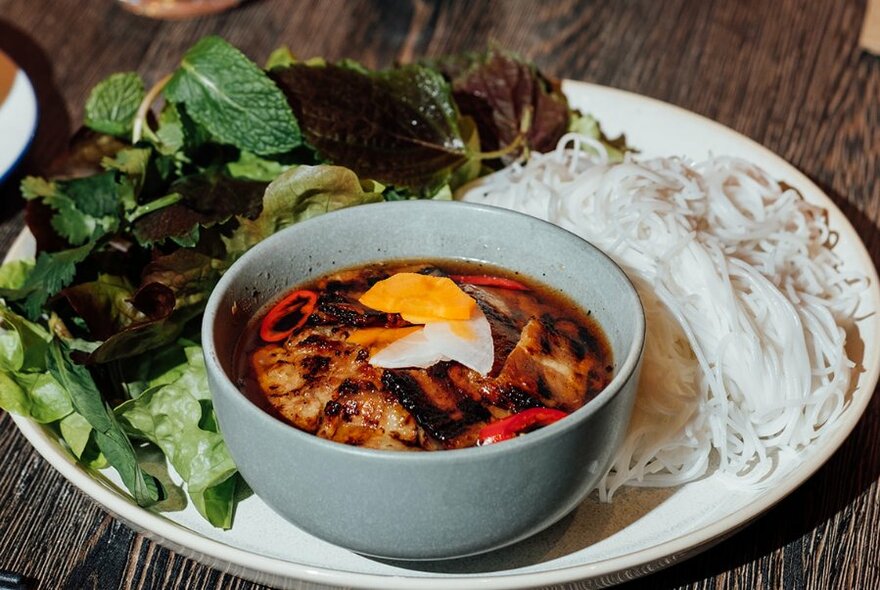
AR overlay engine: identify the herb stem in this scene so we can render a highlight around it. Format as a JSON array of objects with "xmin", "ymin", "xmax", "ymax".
[
  {"xmin": 473, "ymin": 106, "xmax": 533, "ymax": 162},
  {"xmin": 132, "ymin": 73, "xmax": 172, "ymax": 145},
  {"xmin": 126, "ymin": 193, "xmax": 183, "ymax": 223}
]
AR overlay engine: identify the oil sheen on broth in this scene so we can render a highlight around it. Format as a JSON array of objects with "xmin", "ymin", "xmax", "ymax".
[{"xmin": 234, "ymin": 260, "xmax": 613, "ymax": 450}]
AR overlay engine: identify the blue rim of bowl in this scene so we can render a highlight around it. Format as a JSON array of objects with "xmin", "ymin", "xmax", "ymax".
[
  {"xmin": 0, "ymin": 58, "xmax": 39, "ymax": 187},
  {"xmin": 203, "ymin": 200, "xmax": 646, "ymax": 463}
]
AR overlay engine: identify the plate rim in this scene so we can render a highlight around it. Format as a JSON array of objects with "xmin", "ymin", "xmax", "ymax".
[
  {"xmin": 0, "ymin": 59, "xmax": 39, "ymax": 186},
  {"xmin": 6, "ymin": 79, "xmax": 880, "ymax": 590}
]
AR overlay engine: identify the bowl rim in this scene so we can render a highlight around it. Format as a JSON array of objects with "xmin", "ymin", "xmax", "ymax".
[{"xmin": 202, "ymin": 200, "xmax": 646, "ymax": 461}]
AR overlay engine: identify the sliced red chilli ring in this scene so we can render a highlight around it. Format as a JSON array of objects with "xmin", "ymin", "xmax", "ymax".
[{"xmin": 260, "ymin": 290, "xmax": 319, "ymax": 342}]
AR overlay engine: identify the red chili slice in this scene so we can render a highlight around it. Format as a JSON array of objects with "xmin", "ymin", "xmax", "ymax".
[
  {"xmin": 259, "ymin": 290, "xmax": 319, "ymax": 342},
  {"xmin": 449, "ymin": 274, "xmax": 530, "ymax": 291},
  {"xmin": 476, "ymin": 408, "xmax": 569, "ymax": 446}
]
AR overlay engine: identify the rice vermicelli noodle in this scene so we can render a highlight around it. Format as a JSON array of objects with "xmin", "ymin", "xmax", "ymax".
[{"xmin": 459, "ymin": 134, "xmax": 866, "ymax": 499}]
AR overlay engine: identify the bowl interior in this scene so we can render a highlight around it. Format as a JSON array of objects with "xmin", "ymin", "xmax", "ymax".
[{"xmin": 208, "ymin": 200, "xmax": 643, "ymax": 431}]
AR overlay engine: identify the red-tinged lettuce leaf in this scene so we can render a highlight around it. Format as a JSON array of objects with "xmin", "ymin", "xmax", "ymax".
[
  {"xmin": 139, "ymin": 249, "xmax": 225, "ymax": 312},
  {"xmin": 59, "ymin": 275, "xmax": 154, "ymax": 340},
  {"xmin": 131, "ymin": 170, "xmax": 266, "ymax": 246},
  {"xmin": 443, "ymin": 50, "xmax": 570, "ymax": 160},
  {"xmin": 61, "ymin": 251, "xmax": 224, "ymax": 365},
  {"xmin": 272, "ymin": 64, "xmax": 469, "ymax": 188}
]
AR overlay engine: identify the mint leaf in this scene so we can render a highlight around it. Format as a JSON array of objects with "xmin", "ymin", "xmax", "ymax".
[
  {"xmin": 164, "ymin": 36, "xmax": 300, "ymax": 155},
  {"xmin": 84, "ymin": 72, "xmax": 145, "ymax": 138},
  {"xmin": 272, "ymin": 63, "xmax": 468, "ymax": 188},
  {"xmin": 47, "ymin": 339, "xmax": 162, "ymax": 506}
]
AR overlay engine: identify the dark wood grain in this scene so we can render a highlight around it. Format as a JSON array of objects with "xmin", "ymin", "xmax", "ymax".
[{"xmin": 0, "ymin": 0, "xmax": 877, "ymax": 588}]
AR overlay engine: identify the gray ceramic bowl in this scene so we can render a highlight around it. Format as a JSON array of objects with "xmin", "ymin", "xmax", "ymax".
[{"xmin": 202, "ymin": 200, "xmax": 644, "ymax": 560}]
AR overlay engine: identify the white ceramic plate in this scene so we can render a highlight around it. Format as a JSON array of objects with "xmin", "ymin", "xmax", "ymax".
[
  {"xmin": 7, "ymin": 81, "xmax": 879, "ymax": 590},
  {"xmin": 0, "ymin": 50, "xmax": 38, "ymax": 184}
]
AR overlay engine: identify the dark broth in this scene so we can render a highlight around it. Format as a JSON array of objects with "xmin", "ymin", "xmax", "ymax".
[{"xmin": 234, "ymin": 259, "xmax": 613, "ymax": 450}]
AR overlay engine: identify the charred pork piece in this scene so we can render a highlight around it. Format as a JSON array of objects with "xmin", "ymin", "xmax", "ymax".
[
  {"xmin": 460, "ymin": 284, "xmax": 526, "ymax": 376},
  {"xmin": 309, "ymin": 291, "xmax": 405, "ymax": 328},
  {"xmin": 495, "ymin": 315, "xmax": 610, "ymax": 411},
  {"xmin": 250, "ymin": 326, "xmax": 420, "ymax": 450},
  {"xmin": 446, "ymin": 363, "xmax": 544, "ymax": 414},
  {"xmin": 382, "ymin": 363, "xmax": 490, "ymax": 448},
  {"xmin": 317, "ymin": 379, "xmax": 421, "ymax": 449}
]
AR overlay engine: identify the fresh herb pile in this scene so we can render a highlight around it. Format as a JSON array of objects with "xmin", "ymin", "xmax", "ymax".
[{"xmin": 0, "ymin": 37, "xmax": 622, "ymax": 528}]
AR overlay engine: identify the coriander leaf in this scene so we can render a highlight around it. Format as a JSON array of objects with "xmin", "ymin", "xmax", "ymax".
[
  {"xmin": 22, "ymin": 172, "xmax": 120, "ymax": 246},
  {"xmin": 164, "ymin": 36, "xmax": 300, "ymax": 155},
  {"xmin": 445, "ymin": 50, "xmax": 570, "ymax": 160},
  {"xmin": 102, "ymin": 147, "xmax": 156, "ymax": 204},
  {"xmin": 63, "ymin": 171, "xmax": 120, "ymax": 218},
  {"xmin": 224, "ymin": 165, "xmax": 384, "ymax": 256},
  {"xmin": 116, "ymin": 346, "xmax": 239, "ymax": 528},
  {"xmin": 84, "ymin": 72, "xmax": 145, "ymax": 138},
  {"xmin": 272, "ymin": 63, "xmax": 468, "ymax": 188},
  {"xmin": 47, "ymin": 339, "xmax": 162, "ymax": 506},
  {"xmin": 12, "ymin": 242, "xmax": 95, "ymax": 319}
]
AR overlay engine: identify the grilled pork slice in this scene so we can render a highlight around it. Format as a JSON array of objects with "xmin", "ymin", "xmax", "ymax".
[
  {"xmin": 250, "ymin": 326, "xmax": 420, "ymax": 450},
  {"xmin": 382, "ymin": 364, "xmax": 490, "ymax": 449},
  {"xmin": 446, "ymin": 314, "xmax": 611, "ymax": 413},
  {"xmin": 495, "ymin": 315, "xmax": 610, "ymax": 411}
]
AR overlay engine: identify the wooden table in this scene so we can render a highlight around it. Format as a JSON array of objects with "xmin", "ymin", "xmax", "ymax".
[{"xmin": 0, "ymin": 1, "xmax": 877, "ymax": 588}]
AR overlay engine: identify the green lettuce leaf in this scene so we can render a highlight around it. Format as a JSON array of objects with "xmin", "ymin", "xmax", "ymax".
[
  {"xmin": 224, "ymin": 164, "xmax": 383, "ymax": 256},
  {"xmin": 568, "ymin": 111, "xmax": 631, "ymax": 162},
  {"xmin": 164, "ymin": 36, "xmax": 301, "ymax": 155},
  {"xmin": 0, "ymin": 306, "xmax": 51, "ymax": 372},
  {"xmin": 116, "ymin": 346, "xmax": 239, "ymax": 528},
  {"xmin": 0, "ymin": 259, "xmax": 34, "ymax": 290},
  {"xmin": 0, "ymin": 304, "xmax": 72, "ymax": 424},
  {"xmin": 226, "ymin": 151, "xmax": 292, "ymax": 182}
]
